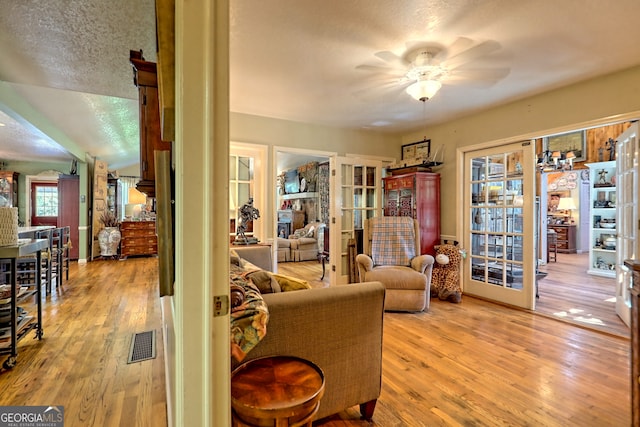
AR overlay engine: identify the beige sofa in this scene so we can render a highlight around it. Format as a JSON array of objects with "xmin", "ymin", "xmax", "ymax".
[{"xmin": 231, "ymin": 245, "xmax": 386, "ymax": 421}]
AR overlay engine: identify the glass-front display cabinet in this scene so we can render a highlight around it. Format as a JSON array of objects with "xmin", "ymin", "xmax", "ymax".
[{"xmin": 0, "ymin": 171, "xmax": 19, "ymax": 207}]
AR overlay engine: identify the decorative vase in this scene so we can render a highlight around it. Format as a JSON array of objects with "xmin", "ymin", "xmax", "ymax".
[{"xmin": 98, "ymin": 227, "xmax": 121, "ymax": 256}]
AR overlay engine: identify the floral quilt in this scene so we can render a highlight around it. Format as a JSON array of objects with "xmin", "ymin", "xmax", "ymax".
[{"xmin": 229, "ymin": 265, "xmax": 269, "ymax": 362}]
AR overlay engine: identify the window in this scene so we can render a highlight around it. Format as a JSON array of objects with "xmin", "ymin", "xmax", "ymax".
[
  {"xmin": 34, "ymin": 184, "xmax": 58, "ymax": 217},
  {"xmin": 229, "ymin": 155, "xmax": 254, "ymax": 240}
]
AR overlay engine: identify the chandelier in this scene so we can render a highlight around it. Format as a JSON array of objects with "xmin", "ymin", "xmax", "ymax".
[{"xmin": 537, "ymin": 150, "xmax": 576, "ymax": 172}]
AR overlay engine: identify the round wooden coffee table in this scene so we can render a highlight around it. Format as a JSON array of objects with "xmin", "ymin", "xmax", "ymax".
[{"xmin": 231, "ymin": 355, "xmax": 325, "ymax": 427}]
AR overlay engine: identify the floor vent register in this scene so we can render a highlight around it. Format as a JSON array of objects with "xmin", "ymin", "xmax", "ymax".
[{"xmin": 127, "ymin": 330, "xmax": 157, "ymax": 363}]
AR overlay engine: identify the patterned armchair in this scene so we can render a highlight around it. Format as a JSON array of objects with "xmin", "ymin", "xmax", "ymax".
[{"xmin": 356, "ymin": 216, "xmax": 434, "ymax": 312}]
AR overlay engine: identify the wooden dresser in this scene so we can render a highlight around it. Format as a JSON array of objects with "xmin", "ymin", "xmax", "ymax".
[
  {"xmin": 120, "ymin": 221, "xmax": 158, "ymax": 258},
  {"xmin": 547, "ymin": 224, "xmax": 577, "ymax": 254}
]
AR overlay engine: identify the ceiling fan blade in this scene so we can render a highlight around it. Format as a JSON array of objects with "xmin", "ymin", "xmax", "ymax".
[
  {"xmin": 433, "ymin": 37, "xmax": 473, "ymax": 62},
  {"xmin": 444, "ymin": 67, "xmax": 511, "ymax": 86},
  {"xmin": 374, "ymin": 50, "xmax": 410, "ymax": 68},
  {"xmin": 352, "ymin": 78, "xmax": 411, "ymax": 102},
  {"xmin": 442, "ymin": 40, "xmax": 502, "ymax": 70},
  {"xmin": 355, "ymin": 64, "xmax": 407, "ymax": 77}
]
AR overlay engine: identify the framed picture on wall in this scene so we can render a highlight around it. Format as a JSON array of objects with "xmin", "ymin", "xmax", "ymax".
[
  {"xmin": 401, "ymin": 139, "xmax": 431, "ymax": 160},
  {"xmin": 544, "ymin": 130, "xmax": 586, "ymax": 161}
]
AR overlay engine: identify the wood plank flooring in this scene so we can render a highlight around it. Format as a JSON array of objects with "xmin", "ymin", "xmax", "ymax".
[
  {"xmin": 0, "ymin": 258, "xmax": 167, "ymax": 427},
  {"xmin": 0, "ymin": 257, "xmax": 630, "ymax": 426},
  {"xmin": 278, "ymin": 259, "xmax": 631, "ymax": 426},
  {"xmin": 536, "ymin": 252, "xmax": 629, "ymax": 338}
]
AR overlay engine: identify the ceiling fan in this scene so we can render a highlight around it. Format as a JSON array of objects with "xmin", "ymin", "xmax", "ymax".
[{"xmin": 356, "ymin": 37, "xmax": 510, "ymax": 102}]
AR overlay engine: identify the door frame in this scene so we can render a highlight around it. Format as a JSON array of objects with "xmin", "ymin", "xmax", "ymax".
[
  {"xmin": 25, "ymin": 172, "xmax": 61, "ymax": 226},
  {"xmin": 455, "ymin": 112, "xmax": 640, "ymax": 310},
  {"xmin": 273, "ymin": 146, "xmax": 335, "ymax": 273}
]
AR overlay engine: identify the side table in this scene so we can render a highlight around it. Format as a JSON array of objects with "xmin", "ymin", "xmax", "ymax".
[{"xmin": 231, "ymin": 356, "xmax": 325, "ymax": 427}]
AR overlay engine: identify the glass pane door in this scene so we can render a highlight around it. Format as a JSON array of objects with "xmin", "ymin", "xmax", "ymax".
[
  {"xmin": 464, "ymin": 141, "xmax": 536, "ymax": 309},
  {"xmin": 330, "ymin": 157, "xmax": 382, "ymax": 285},
  {"xmin": 615, "ymin": 123, "xmax": 638, "ymax": 327}
]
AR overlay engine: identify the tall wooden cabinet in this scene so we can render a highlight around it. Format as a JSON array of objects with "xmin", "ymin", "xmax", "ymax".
[
  {"xmin": 383, "ymin": 172, "xmax": 441, "ymax": 256},
  {"xmin": 0, "ymin": 171, "xmax": 19, "ymax": 207},
  {"xmin": 57, "ymin": 174, "xmax": 80, "ymax": 260},
  {"xmin": 130, "ymin": 50, "xmax": 172, "ymax": 198}
]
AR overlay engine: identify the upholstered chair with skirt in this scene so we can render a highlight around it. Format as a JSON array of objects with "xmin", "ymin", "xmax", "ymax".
[{"xmin": 356, "ymin": 216, "xmax": 434, "ymax": 312}]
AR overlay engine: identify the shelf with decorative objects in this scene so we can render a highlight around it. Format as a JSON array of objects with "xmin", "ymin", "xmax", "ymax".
[
  {"xmin": 586, "ymin": 161, "xmax": 616, "ymax": 278},
  {"xmin": 280, "ymin": 192, "xmax": 319, "ymax": 201}
]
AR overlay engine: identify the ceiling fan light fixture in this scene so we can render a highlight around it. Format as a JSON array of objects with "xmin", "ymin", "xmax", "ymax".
[{"xmin": 406, "ymin": 79, "xmax": 442, "ymax": 101}]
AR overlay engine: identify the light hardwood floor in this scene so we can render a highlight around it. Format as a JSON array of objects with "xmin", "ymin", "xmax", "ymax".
[
  {"xmin": 536, "ymin": 252, "xmax": 629, "ymax": 338},
  {"xmin": 278, "ymin": 259, "xmax": 631, "ymax": 426},
  {"xmin": 0, "ymin": 257, "xmax": 630, "ymax": 426},
  {"xmin": 0, "ymin": 258, "xmax": 167, "ymax": 427}
]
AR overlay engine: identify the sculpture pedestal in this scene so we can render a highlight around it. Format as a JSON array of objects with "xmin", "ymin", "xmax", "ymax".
[{"xmin": 233, "ymin": 237, "xmax": 259, "ymax": 245}]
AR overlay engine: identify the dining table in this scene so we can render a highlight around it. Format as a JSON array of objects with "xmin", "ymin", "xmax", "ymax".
[{"xmin": 17, "ymin": 225, "xmax": 55, "ymax": 239}]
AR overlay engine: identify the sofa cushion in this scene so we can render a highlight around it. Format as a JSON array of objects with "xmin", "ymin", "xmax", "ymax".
[
  {"xmin": 272, "ymin": 274, "xmax": 312, "ymax": 292},
  {"xmin": 245, "ymin": 270, "xmax": 281, "ymax": 294},
  {"xmin": 363, "ymin": 265, "xmax": 427, "ymax": 291}
]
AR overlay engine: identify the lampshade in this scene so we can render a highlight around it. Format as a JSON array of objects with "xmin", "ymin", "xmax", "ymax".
[
  {"xmin": 565, "ymin": 151, "xmax": 576, "ymax": 160},
  {"xmin": 551, "ymin": 151, "xmax": 561, "ymax": 159},
  {"xmin": 128, "ymin": 187, "xmax": 147, "ymax": 205},
  {"xmin": 557, "ymin": 197, "xmax": 577, "ymax": 211},
  {"xmin": 406, "ymin": 79, "xmax": 442, "ymax": 101},
  {"xmin": 125, "ymin": 203, "xmax": 143, "ymax": 218}
]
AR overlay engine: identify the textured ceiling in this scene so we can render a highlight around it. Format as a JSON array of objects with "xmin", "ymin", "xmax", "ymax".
[
  {"xmin": 0, "ymin": 0, "xmax": 157, "ymax": 167},
  {"xmin": 1, "ymin": 0, "xmax": 640, "ymax": 169}
]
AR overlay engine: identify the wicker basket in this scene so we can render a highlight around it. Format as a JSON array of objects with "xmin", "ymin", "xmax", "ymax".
[{"xmin": 0, "ymin": 207, "xmax": 18, "ymax": 247}]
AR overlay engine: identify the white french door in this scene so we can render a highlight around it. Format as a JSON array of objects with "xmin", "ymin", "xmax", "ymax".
[
  {"xmin": 463, "ymin": 140, "xmax": 537, "ymax": 309},
  {"xmin": 329, "ymin": 156, "xmax": 383, "ymax": 285},
  {"xmin": 615, "ymin": 122, "xmax": 639, "ymax": 327}
]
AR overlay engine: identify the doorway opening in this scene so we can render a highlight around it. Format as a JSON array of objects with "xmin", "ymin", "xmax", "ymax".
[
  {"xmin": 274, "ymin": 148, "xmax": 331, "ymax": 275},
  {"xmin": 534, "ymin": 121, "xmax": 635, "ymax": 337}
]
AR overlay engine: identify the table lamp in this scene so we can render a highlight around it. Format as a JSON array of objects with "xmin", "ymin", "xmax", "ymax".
[
  {"xmin": 126, "ymin": 187, "xmax": 147, "ymax": 219},
  {"xmin": 557, "ymin": 197, "xmax": 577, "ymax": 223}
]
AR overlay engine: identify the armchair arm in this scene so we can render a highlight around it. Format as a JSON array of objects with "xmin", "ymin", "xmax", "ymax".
[
  {"xmin": 355, "ymin": 254, "xmax": 374, "ymax": 282},
  {"xmin": 411, "ymin": 254, "xmax": 435, "ymax": 274}
]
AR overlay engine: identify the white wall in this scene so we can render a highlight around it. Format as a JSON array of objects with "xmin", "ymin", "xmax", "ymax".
[
  {"xmin": 230, "ymin": 113, "xmax": 401, "ymax": 238},
  {"xmin": 400, "ymin": 65, "xmax": 640, "ymax": 237}
]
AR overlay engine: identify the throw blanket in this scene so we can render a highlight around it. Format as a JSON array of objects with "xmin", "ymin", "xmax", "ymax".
[
  {"xmin": 370, "ymin": 216, "xmax": 416, "ymax": 267},
  {"xmin": 230, "ymin": 265, "xmax": 269, "ymax": 362}
]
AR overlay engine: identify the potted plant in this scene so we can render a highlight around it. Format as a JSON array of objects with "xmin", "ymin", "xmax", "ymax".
[{"xmin": 98, "ymin": 210, "xmax": 121, "ymax": 257}]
